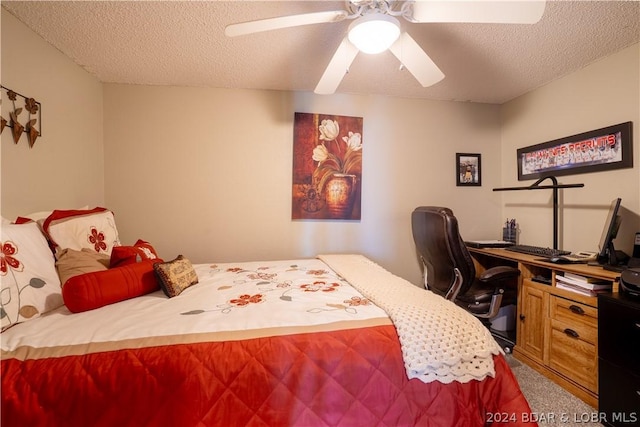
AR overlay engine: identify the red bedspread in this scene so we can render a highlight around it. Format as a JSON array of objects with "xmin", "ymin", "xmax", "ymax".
[{"xmin": 2, "ymin": 324, "xmax": 534, "ymax": 427}]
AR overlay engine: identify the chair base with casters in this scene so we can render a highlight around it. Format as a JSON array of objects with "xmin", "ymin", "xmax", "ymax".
[{"xmin": 411, "ymin": 206, "xmax": 520, "ymax": 345}]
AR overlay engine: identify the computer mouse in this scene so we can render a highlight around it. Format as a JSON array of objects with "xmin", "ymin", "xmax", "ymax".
[{"xmin": 549, "ymin": 257, "xmax": 561, "ymax": 263}]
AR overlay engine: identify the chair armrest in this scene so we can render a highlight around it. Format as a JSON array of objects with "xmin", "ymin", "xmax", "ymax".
[{"xmin": 478, "ymin": 266, "xmax": 520, "ymax": 283}]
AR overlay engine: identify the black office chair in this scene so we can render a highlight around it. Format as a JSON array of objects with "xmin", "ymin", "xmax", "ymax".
[{"xmin": 411, "ymin": 206, "xmax": 520, "ymax": 322}]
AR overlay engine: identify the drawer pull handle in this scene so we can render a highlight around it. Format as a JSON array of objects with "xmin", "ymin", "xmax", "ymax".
[
  {"xmin": 569, "ymin": 304, "xmax": 584, "ymax": 315},
  {"xmin": 563, "ymin": 328, "xmax": 579, "ymax": 338},
  {"xmin": 520, "ymin": 314, "xmax": 526, "ymax": 321},
  {"xmin": 635, "ymin": 322, "xmax": 640, "ymax": 330}
]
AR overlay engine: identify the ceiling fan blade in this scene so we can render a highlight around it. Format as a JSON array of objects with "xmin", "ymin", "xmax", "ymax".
[
  {"xmin": 389, "ymin": 32, "xmax": 444, "ymax": 88},
  {"xmin": 225, "ymin": 10, "xmax": 349, "ymax": 37},
  {"xmin": 412, "ymin": 0, "xmax": 546, "ymax": 24},
  {"xmin": 314, "ymin": 37, "xmax": 359, "ymax": 95}
]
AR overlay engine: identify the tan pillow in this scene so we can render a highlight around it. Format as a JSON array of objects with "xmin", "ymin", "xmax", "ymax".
[{"xmin": 56, "ymin": 248, "xmax": 110, "ymax": 286}]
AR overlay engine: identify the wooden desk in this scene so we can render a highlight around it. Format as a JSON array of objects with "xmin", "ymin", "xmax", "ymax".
[{"xmin": 468, "ymin": 247, "xmax": 621, "ymax": 408}]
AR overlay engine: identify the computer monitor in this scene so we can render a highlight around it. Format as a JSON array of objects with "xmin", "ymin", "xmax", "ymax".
[{"xmin": 597, "ymin": 198, "xmax": 623, "ymax": 266}]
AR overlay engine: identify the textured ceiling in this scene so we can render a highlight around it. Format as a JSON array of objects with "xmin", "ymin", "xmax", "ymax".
[{"xmin": 2, "ymin": 0, "xmax": 639, "ymax": 104}]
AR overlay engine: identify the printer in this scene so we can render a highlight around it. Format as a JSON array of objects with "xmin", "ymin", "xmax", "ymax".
[{"xmin": 619, "ymin": 267, "xmax": 640, "ymax": 298}]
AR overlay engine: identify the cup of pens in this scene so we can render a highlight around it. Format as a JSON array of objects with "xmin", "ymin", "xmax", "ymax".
[{"xmin": 503, "ymin": 219, "xmax": 517, "ymax": 244}]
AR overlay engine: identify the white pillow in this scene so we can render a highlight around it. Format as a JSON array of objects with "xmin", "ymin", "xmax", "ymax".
[
  {"xmin": 42, "ymin": 208, "xmax": 121, "ymax": 257},
  {"xmin": 24, "ymin": 205, "xmax": 90, "ymax": 227},
  {"xmin": 1, "ymin": 221, "xmax": 62, "ymax": 330},
  {"xmin": 24, "ymin": 210, "xmax": 55, "ymax": 222}
]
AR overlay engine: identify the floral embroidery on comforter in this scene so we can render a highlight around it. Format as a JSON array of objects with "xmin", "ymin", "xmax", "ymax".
[
  {"xmin": 1, "ymin": 259, "xmax": 390, "ymax": 356},
  {"xmin": 182, "ymin": 261, "xmax": 374, "ymax": 316}
]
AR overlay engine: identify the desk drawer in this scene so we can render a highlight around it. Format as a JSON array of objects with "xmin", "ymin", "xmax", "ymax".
[
  {"xmin": 550, "ymin": 295, "xmax": 597, "ymax": 328},
  {"xmin": 548, "ymin": 318, "xmax": 598, "ymax": 393}
]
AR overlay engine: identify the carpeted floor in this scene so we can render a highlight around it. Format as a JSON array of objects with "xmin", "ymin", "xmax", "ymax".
[{"xmin": 507, "ymin": 354, "xmax": 605, "ymax": 427}]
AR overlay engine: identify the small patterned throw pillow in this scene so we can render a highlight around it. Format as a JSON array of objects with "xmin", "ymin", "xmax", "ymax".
[
  {"xmin": 153, "ymin": 255, "xmax": 198, "ymax": 298},
  {"xmin": 1, "ymin": 221, "xmax": 62, "ymax": 330}
]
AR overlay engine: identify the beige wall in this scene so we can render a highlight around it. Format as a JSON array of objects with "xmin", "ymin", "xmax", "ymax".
[
  {"xmin": 103, "ymin": 85, "xmax": 503, "ymax": 283},
  {"xmin": 1, "ymin": 11, "xmax": 104, "ymax": 219},
  {"xmin": 3, "ymin": 8, "xmax": 639, "ymax": 284},
  {"xmin": 500, "ymin": 43, "xmax": 640, "ymax": 255}
]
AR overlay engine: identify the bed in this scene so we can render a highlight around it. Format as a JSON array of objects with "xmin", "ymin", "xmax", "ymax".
[{"xmin": 1, "ymin": 210, "xmax": 535, "ymax": 426}]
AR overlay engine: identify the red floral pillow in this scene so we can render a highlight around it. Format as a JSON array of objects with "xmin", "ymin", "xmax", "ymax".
[
  {"xmin": 62, "ymin": 260, "xmax": 161, "ymax": 313},
  {"xmin": 110, "ymin": 240, "xmax": 160, "ymax": 268},
  {"xmin": 42, "ymin": 207, "xmax": 120, "ymax": 257},
  {"xmin": 1, "ymin": 220, "xmax": 63, "ymax": 329}
]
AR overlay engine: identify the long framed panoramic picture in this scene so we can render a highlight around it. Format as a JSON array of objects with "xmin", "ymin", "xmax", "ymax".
[
  {"xmin": 517, "ymin": 121, "xmax": 633, "ymax": 181},
  {"xmin": 291, "ymin": 112, "xmax": 363, "ymax": 220},
  {"xmin": 456, "ymin": 153, "xmax": 481, "ymax": 186}
]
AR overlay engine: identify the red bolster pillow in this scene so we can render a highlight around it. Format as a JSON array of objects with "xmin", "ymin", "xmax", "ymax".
[{"xmin": 63, "ymin": 260, "xmax": 161, "ymax": 313}]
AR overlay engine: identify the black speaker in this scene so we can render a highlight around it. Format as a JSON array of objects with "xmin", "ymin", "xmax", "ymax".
[{"xmin": 620, "ymin": 268, "xmax": 640, "ymax": 298}]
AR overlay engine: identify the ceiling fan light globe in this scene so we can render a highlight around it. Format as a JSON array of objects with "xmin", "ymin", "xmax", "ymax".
[{"xmin": 348, "ymin": 13, "xmax": 400, "ymax": 54}]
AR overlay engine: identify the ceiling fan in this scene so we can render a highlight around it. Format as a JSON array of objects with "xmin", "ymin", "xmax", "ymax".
[{"xmin": 225, "ymin": 1, "xmax": 546, "ymax": 94}]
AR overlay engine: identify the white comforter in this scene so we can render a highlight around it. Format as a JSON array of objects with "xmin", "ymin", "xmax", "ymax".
[{"xmin": 2, "ymin": 255, "xmax": 501, "ymax": 384}]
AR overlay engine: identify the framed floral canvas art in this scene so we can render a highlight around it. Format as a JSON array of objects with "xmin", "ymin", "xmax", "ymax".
[{"xmin": 292, "ymin": 112, "xmax": 363, "ymax": 220}]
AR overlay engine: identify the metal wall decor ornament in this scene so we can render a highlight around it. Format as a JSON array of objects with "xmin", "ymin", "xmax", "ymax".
[
  {"xmin": 517, "ymin": 122, "xmax": 633, "ymax": 181},
  {"xmin": 292, "ymin": 112, "xmax": 363, "ymax": 220},
  {"xmin": 1, "ymin": 85, "xmax": 42, "ymax": 148}
]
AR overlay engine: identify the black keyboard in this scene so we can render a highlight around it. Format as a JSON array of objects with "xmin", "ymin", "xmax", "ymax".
[{"xmin": 505, "ymin": 244, "xmax": 571, "ymax": 258}]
